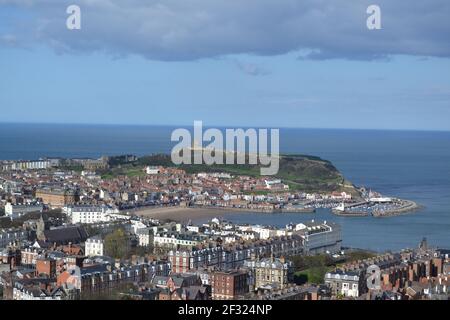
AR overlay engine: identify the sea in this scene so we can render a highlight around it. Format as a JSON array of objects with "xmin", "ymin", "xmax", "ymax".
[{"xmin": 1, "ymin": 123, "xmax": 449, "ymax": 252}]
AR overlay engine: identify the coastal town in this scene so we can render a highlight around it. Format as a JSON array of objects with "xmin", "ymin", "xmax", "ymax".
[
  {"xmin": 0, "ymin": 155, "xmax": 418, "ymax": 219},
  {"xmin": 0, "ymin": 155, "xmax": 447, "ymax": 301},
  {"xmin": 2, "ymin": 0, "xmax": 448, "ymax": 314}
]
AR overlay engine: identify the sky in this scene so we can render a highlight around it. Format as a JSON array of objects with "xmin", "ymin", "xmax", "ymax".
[{"xmin": 1, "ymin": 0, "xmax": 450, "ymax": 130}]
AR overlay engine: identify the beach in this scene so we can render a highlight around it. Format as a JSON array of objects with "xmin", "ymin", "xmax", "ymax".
[
  {"xmin": 127, "ymin": 205, "xmax": 316, "ymax": 222},
  {"xmin": 127, "ymin": 206, "xmax": 250, "ymax": 222}
]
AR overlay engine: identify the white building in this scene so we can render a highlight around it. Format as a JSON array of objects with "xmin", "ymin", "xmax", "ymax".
[
  {"xmin": 99, "ymin": 189, "xmax": 110, "ymax": 200},
  {"xmin": 136, "ymin": 228, "xmax": 153, "ymax": 247},
  {"xmin": 5, "ymin": 203, "xmax": 43, "ymax": 219},
  {"xmin": 369, "ymin": 197, "xmax": 393, "ymax": 203},
  {"xmin": 296, "ymin": 220, "xmax": 342, "ymax": 255},
  {"xmin": 153, "ymin": 232, "xmax": 203, "ymax": 248},
  {"xmin": 324, "ymin": 270, "xmax": 361, "ymax": 298},
  {"xmin": 247, "ymin": 226, "xmax": 272, "ymax": 240},
  {"xmin": 130, "ymin": 220, "xmax": 147, "ymax": 234},
  {"xmin": 331, "ymin": 192, "xmax": 352, "ymax": 200},
  {"xmin": 13, "ymin": 285, "xmax": 66, "ymax": 300},
  {"xmin": 85, "ymin": 236, "xmax": 104, "ymax": 257},
  {"xmin": 2, "ymin": 160, "xmax": 52, "ymax": 171},
  {"xmin": 64, "ymin": 205, "xmax": 119, "ymax": 224},
  {"xmin": 197, "ymin": 172, "xmax": 232, "ymax": 179},
  {"xmin": 146, "ymin": 166, "xmax": 161, "ymax": 175},
  {"xmin": 264, "ymin": 179, "xmax": 281, "ymax": 187},
  {"xmin": 186, "ymin": 225, "xmax": 200, "ymax": 233}
]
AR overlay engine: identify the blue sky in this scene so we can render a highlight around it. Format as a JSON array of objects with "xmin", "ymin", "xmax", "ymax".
[{"xmin": 1, "ymin": 1, "xmax": 450, "ymax": 130}]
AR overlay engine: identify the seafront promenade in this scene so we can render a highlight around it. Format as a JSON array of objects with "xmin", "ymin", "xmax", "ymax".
[{"xmin": 127, "ymin": 198, "xmax": 419, "ymax": 223}]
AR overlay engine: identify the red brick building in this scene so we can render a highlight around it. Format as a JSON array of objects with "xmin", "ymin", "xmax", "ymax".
[
  {"xmin": 35, "ymin": 257, "xmax": 56, "ymax": 278},
  {"xmin": 211, "ymin": 270, "xmax": 248, "ymax": 300}
]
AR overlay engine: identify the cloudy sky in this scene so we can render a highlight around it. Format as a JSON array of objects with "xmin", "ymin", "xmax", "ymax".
[{"xmin": 1, "ymin": 0, "xmax": 450, "ymax": 130}]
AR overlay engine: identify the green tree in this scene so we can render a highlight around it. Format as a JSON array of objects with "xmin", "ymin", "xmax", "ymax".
[
  {"xmin": 290, "ymin": 254, "xmax": 334, "ymax": 271},
  {"xmin": 104, "ymin": 228, "xmax": 129, "ymax": 259}
]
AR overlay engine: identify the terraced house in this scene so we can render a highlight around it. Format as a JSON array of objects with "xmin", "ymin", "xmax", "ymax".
[{"xmin": 169, "ymin": 235, "xmax": 303, "ymax": 273}]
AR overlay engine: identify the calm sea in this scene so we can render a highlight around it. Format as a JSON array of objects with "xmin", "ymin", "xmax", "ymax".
[{"xmin": 1, "ymin": 123, "xmax": 449, "ymax": 252}]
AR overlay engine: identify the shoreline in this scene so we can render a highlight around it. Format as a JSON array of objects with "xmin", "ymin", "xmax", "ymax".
[
  {"xmin": 126, "ymin": 199, "xmax": 421, "ymax": 223},
  {"xmin": 126, "ymin": 197, "xmax": 420, "ymax": 222},
  {"xmin": 190, "ymin": 205, "xmax": 316, "ymax": 214},
  {"xmin": 127, "ymin": 206, "xmax": 254, "ymax": 222},
  {"xmin": 126, "ymin": 204, "xmax": 317, "ymax": 222}
]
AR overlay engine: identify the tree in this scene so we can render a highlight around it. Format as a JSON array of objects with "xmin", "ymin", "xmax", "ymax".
[{"xmin": 104, "ymin": 228, "xmax": 130, "ymax": 259}]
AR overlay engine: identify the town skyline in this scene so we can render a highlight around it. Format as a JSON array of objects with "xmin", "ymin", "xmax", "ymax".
[{"xmin": 1, "ymin": 155, "xmax": 447, "ymax": 301}]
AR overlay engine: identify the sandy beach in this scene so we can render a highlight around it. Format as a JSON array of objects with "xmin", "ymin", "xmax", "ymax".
[{"xmin": 126, "ymin": 206, "xmax": 251, "ymax": 222}]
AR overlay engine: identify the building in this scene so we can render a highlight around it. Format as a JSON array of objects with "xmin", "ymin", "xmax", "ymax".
[
  {"xmin": 444, "ymin": 262, "xmax": 450, "ymax": 275},
  {"xmin": 21, "ymin": 248, "xmax": 42, "ymax": 266},
  {"xmin": 151, "ymin": 273, "xmax": 210, "ymax": 300},
  {"xmin": 136, "ymin": 228, "xmax": 154, "ymax": 247},
  {"xmin": 210, "ymin": 270, "xmax": 249, "ymax": 300},
  {"xmin": 295, "ymin": 221, "xmax": 342, "ymax": 255},
  {"xmin": 169, "ymin": 235, "xmax": 303, "ymax": 273},
  {"xmin": 0, "ymin": 229, "xmax": 29, "ymax": 249},
  {"xmin": 0, "ymin": 248, "xmax": 21, "ymax": 268},
  {"xmin": 194, "ymin": 269, "xmax": 211, "ymax": 285},
  {"xmin": 35, "ymin": 257, "xmax": 57, "ymax": 278},
  {"xmin": 13, "ymin": 281, "xmax": 68, "ymax": 300},
  {"xmin": 64, "ymin": 205, "xmax": 118, "ymax": 224},
  {"xmin": 58, "ymin": 262, "xmax": 171, "ymax": 296},
  {"xmin": 324, "ymin": 269, "xmax": 364, "ymax": 298},
  {"xmin": 153, "ymin": 232, "xmax": 204, "ymax": 250},
  {"xmin": 5, "ymin": 203, "xmax": 43, "ymax": 219},
  {"xmin": 245, "ymin": 256, "xmax": 293, "ymax": 290},
  {"xmin": 1, "ymin": 160, "xmax": 52, "ymax": 172},
  {"xmin": 39, "ymin": 226, "xmax": 88, "ymax": 245},
  {"xmin": 146, "ymin": 166, "xmax": 161, "ymax": 175},
  {"xmin": 35, "ymin": 188, "xmax": 77, "ymax": 208},
  {"xmin": 85, "ymin": 236, "xmax": 104, "ymax": 257},
  {"xmin": 158, "ymin": 286, "xmax": 210, "ymax": 300}
]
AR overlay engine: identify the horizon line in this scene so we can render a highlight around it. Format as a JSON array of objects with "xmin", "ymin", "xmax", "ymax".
[{"xmin": 0, "ymin": 121, "xmax": 449, "ymax": 133}]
